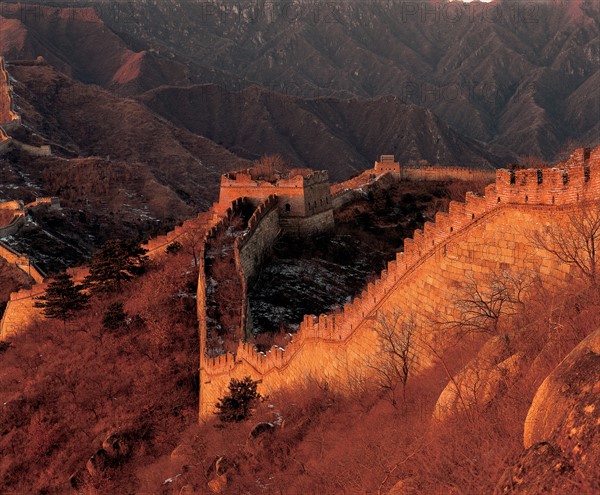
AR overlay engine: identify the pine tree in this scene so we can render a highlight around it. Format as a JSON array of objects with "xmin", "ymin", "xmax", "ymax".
[
  {"xmin": 34, "ymin": 273, "xmax": 90, "ymax": 322},
  {"xmin": 85, "ymin": 239, "xmax": 148, "ymax": 293},
  {"xmin": 215, "ymin": 376, "xmax": 262, "ymax": 422},
  {"xmin": 102, "ymin": 302, "xmax": 128, "ymax": 330}
]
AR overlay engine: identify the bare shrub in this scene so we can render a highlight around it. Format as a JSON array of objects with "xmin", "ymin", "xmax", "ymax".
[
  {"xmin": 438, "ymin": 269, "xmax": 535, "ymax": 337},
  {"xmin": 529, "ymin": 201, "xmax": 600, "ymax": 288},
  {"xmin": 369, "ymin": 308, "xmax": 418, "ymax": 405}
]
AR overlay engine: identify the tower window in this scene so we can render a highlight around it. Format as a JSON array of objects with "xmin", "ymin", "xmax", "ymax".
[{"xmin": 285, "ymin": 203, "xmax": 291, "ymax": 212}]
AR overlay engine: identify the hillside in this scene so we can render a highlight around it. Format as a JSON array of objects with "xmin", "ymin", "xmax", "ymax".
[
  {"xmin": 1, "ymin": 150, "xmax": 599, "ymax": 494},
  {"xmin": 98, "ymin": 0, "xmax": 600, "ymax": 160},
  {"xmin": 0, "ymin": 60, "xmax": 250, "ymax": 273},
  {"xmin": 1, "ymin": 0, "xmax": 598, "ymax": 168},
  {"xmin": 6, "ymin": 61, "xmax": 247, "ymax": 210},
  {"xmin": 249, "ymin": 176, "xmax": 487, "ymax": 333},
  {"xmin": 139, "ymin": 84, "xmax": 508, "ymax": 181}
]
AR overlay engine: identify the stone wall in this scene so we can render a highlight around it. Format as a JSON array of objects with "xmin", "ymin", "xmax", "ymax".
[
  {"xmin": 0, "ymin": 285, "xmax": 47, "ymax": 339},
  {"xmin": 402, "ymin": 165, "xmax": 496, "ymax": 182},
  {"xmin": 329, "ymin": 164, "xmax": 495, "ymax": 212},
  {"xmin": 141, "ymin": 212, "xmax": 213, "ymax": 259},
  {"xmin": 0, "ymin": 200, "xmax": 23, "ymax": 211},
  {"xmin": 0, "ymin": 128, "xmax": 10, "ymax": 152},
  {"xmin": 0, "ymin": 266, "xmax": 89, "ymax": 340},
  {"xmin": 198, "ymin": 147, "xmax": 600, "ymax": 420},
  {"xmin": 0, "ymin": 213, "xmax": 25, "ymax": 238},
  {"xmin": 331, "ymin": 188, "xmax": 364, "ymax": 209},
  {"xmin": 278, "ymin": 208, "xmax": 334, "ymax": 236},
  {"xmin": 10, "ymin": 140, "xmax": 51, "ymax": 157},
  {"xmin": 198, "ymin": 199, "xmax": 250, "ymax": 359},
  {"xmin": 0, "ymin": 57, "xmax": 21, "ymax": 129},
  {"xmin": 0, "ymin": 241, "xmax": 46, "ymax": 283},
  {"xmin": 236, "ymin": 195, "xmax": 280, "ymax": 284}
]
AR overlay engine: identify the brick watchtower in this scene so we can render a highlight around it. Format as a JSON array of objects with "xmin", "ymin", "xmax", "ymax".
[
  {"xmin": 374, "ymin": 155, "xmax": 401, "ymax": 175},
  {"xmin": 216, "ymin": 167, "xmax": 334, "ymax": 236}
]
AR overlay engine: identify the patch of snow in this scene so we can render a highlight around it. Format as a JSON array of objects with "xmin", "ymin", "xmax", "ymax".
[{"xmin": 162, "ymin": 474, "xmax": 182, "ymax": 485}]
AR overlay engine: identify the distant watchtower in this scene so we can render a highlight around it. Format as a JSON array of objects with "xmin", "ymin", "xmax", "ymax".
[
  {"xmin": 374, "ymin": 155, "xmax": 401, "ymax": 175},
  {"xmin": 216, "ymin": 167, "xmax": 334, "ymax": 236}
]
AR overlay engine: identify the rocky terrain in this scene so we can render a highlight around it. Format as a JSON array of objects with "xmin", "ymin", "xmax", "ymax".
[
  {"xmin": 139, "ymin": 84, "xmax": 505, "ymax": 181},
  {"xmin": 1, "ymin": 0, "xmax": 598, "ymax": 172},
  {"xmin": 0, "ymin": 60, "xmax": 248, "ymax": 272}
]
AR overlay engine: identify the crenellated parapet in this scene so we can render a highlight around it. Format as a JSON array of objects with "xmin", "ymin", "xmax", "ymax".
[
  {"xmin": 199, "ymin": 147, "xmax": 600, "ymax": 419},
  {"xmin": 236, "ymin": 195, "xmax": 278, "ymax": 251},
  {"xmin": 494, "ymin": 149, "xmax": 600, "ymax": 205},
  {"xmin": 0, "ymin": 266, "xmax": 88, "ymax": 339}
]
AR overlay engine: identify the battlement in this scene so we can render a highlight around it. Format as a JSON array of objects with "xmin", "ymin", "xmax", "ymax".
[
  {"xmin": 236, "ymin": 195, "xmax": 279, "ymax": 250},
  {"xmin": 222, "ymin": 167, "xmax": 329, "ymax": 188},
  {"xmin": 494, "ymin": 148, "xmax": 600, "ymax": 205},
  {"xmin": 0, "ymin": 262, "xmax": 91, "ymax": 339},
  {"xmin": 33, "ymin": 197, "xmax": 61, "ymax": 209}
]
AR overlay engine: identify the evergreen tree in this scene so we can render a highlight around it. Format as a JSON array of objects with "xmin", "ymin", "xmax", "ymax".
[
  {"xmin": 166, "ymin": 241, "xmax": 182, "ymax": 254},
  {"xmin": 102, "ymin": 302, "xmax": 128, "ymax": 330},
  {"xmin": 34, "ymin": 273, "xmax": 90, "ymax": 322},
  {"xmin": 215, "ymin": 376, "xmax": 262, "ymax": 422},
  {"xmin": 85, "ymin": 239, "xmax": 148, "ymax": 293}
]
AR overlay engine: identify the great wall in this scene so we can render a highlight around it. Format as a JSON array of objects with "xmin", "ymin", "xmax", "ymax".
[
  {"xmin": 0, "ymin": 208, "xmax": 213, "ymax": 338},
  {"xmin": 196, "ymin": 147, "xmax": 600, "ymax": 420},
  {"xmin": 0, "ymin": 56, "xmax": 21, "ymax": 133},
  {"xmin": 1, "ymin": 55, "xmax": 599, "ymax": 421},
  {"xmin": 1, "ymin": 147, "xmax": 599, "ymax": 422}
]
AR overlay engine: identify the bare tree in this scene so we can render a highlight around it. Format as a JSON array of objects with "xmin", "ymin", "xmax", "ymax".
[
  {"xmin": 369, "ymin": 308, "xmax": 418, "ymax": 405},
  {"xmin": 180, "ymin": 218, "xmax": 206, "ymax": 267},
  {"xmin": 530, "ymin": 201, "xmax": 600, "ymax": 288},
  {"xmin": 252, "ymin": 154, "xmax": 288, "ymax": 180},
  {"xmin": 438, "ymin": 270, "xmax": 533, "ymax": 337}
]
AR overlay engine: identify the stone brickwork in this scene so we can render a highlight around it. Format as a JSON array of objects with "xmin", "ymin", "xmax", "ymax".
[
  {"xmin": 374, "ymin": 155, "xmax": 401, "ymax": 174},
  {"xmin": 198, "ymin": 199, "xmax": 250, "ymax": 358},
  {"xmin": 0, "ymin": 241, "xmax": 46, "ymax": 284},
  {"xmin": 9, "ymin": 139, "xmax": 52, "ymax": 156},
  {"xmin": 402, "ymin": 165, "xmax": 496, "ymax": 182},
  {"xmin": 141, "ymin": 211, "xmax": 213, "ymax": 258},
  {"xmin": 216, "ymin": 168, "xmax": 334, "ymax": 236},
  {"xmin": 0, "ymin": 266, "xmax": 88, "ymax": 339},
  {"xmin": 198, "ymin": 147, "xmax": 600, "ymax": 421},
  {"xmin": 0, "ymin": 127, "xmax": 10, "ymax": 151},
  {"xmin": 0, "ymin": 214, "xmax": 26, "ymax": 239},
  {"xmin": 236, "ymin": 195, "xmax": 280, "ymax": 284},
  {"xmin": 0, "ymin": 200, "xmax": 24, "ymax": 211},
  {"xmin": 330, "ymin": 162, "xmax": 496, "ymax": 211}
]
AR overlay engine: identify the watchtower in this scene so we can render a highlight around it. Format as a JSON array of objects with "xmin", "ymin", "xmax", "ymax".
[
  {"xmin": 374, "ymin": 155, "xmax": 401, "ymax": 175},
  {"xmin": 216, "ymin": 167, "xmax": 334, "ymax": 236}
]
